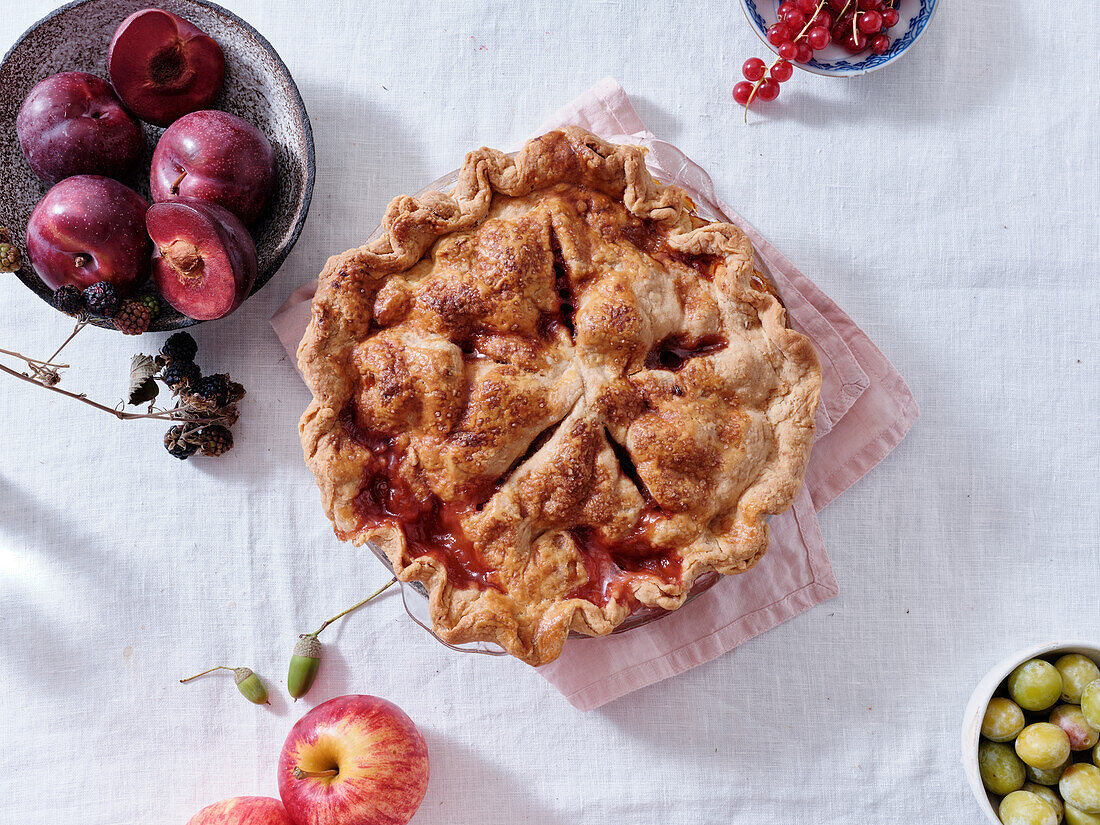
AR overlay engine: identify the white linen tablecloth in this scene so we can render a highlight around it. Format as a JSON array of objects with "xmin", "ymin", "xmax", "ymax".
[{"xmin": 1, "ymin": 2, "xmax": 1097, "ymax": 823}]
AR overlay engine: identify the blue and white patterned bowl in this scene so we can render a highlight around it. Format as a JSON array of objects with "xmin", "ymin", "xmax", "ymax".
[{"xmin": 739, "ymin": 0, "xmax": 939, "ymax": 77}]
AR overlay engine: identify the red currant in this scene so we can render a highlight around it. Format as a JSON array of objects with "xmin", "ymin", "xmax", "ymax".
[
  {"xmin": 733, "ymin": 81, "xmax": 754, "ymax": 105},
  {"xmin": 770, "ymin": 59, "xmax": 794, "ymax": 82},
  {"xmin": 794, "ymin": 41, "xmax": 813, "ymax": 62},
  {"xmin": 756, "ymin": 78, "xmax": 780, "ymax": 101},
  {"xmin": 881, "ymin": 8, "xmax": 899, "ymax": 27},
  {"xmin": 778, "ymin": 1, "xmax": 797, "ymax": 14},
  {"xmin": 825, "ymin": 0, "xmax": 847, "ymax": 11},
  {"xmin": 782, "ymin": 9, "xmax": 806, "ymax": 29},
  {"xmin": 768, "ymin": 23, "xmax": 794, "ymax": 45},
  {"xmin": 858, "ymin": 10, "xmax": 882, "ymax": 32},
  {"xmin": 742, "ymin": 57, "xmax": 767, "ymax": 81},
  {"xmin": 807, "ymin": 26, "xmax": 831, "ymax": 49},
  {"xmin": 870, "ymin": 33, "xmax": 890, "ymax": 53},
  {"xmin": 795, "ymin": 0, "xmax": 818, "ymax": 13},
  {"xmin": 813, "ymin": 10, "xmax": 833, "ymax": 29},
  {"xmin": 843, "ymin": 31, "xmax": 868, "ymax": 52},
  {"xmin": 777, "ymin": 41, "xmax": 796, "ymax": 59},
  {"xmin": 857, "ymin": 0, "xmax": 879, "ymax": 9}
]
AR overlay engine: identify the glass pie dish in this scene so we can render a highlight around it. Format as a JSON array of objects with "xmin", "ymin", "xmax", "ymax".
[{"xmin": 359, "ymin": 152, "xmax": 777, "ymax": 657}]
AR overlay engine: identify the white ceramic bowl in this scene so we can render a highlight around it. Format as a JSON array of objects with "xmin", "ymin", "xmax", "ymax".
[{"xmin": 962, "ymin": 640, "xmax": 1100, "ymax": 824}]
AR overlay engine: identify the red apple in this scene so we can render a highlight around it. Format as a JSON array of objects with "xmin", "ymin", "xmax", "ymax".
[
  {"xmin": 148, "ymin": 197, "xmax": 257, "ymax": 320},
  {"xmin": 26, "ymin": 175, "xmax": 150, "ymax": 293},
  {"xmin": 278, "ymin": 695, "xmax": 429, "ymax": 825},
  {"xmin": 108, "ymin": 8, "xmax": 225, "ymax": 127},
  {"xmin": 150, "ymin": 110, "xmax": 276, "ymax": 224},
  {"xmin": 17, "ymin": 72, "xmax": 143, "ymax": 184},
  {"xmin": 188, "ymin": 797, "xmax": 294, "ymax": 825}
]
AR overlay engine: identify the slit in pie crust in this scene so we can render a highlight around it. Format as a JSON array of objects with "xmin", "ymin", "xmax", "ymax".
[{"xmin": 298, "ymin": 127, "xmax": 822, "ymax": 666}]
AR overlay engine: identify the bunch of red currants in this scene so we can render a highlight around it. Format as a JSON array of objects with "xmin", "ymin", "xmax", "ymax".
[{"xmin": 734, "ymin": 0, "xmax": 901, "ymax": 109}]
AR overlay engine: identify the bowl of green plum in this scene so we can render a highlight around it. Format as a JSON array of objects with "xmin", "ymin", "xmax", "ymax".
[{"xmin": 963, "ymin": 642, "xmax": 1100, "ymax": 825}]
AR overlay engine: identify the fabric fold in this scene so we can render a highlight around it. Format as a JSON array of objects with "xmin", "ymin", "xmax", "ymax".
[{"xmin": 270, "ymin": 77, "xmax": 918, "ymax": 711}]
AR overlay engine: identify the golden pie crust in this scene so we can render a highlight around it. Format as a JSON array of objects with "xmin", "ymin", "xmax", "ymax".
[{"xmin": 299, "ymin": 128, "xmax": 822, "ymax": 666}]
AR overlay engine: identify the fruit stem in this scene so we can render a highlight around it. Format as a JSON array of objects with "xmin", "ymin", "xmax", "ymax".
[
  {"xmin": 793, "ymin": 1, "xmax": 826, "ymax": 41},
  {"xmin": 0, "ymin": 356, "xmax": 218, "ymax": 422},
  {"xmin": 47, "ymin": 320, "xmax": 88, "ymax": 364},
  {"xmin": 744, "ymin": 77, "xmax": 766, "ymax": 123},
  {"xmin": 307, "ymin": 577, "xmax": 398, "ymax": 638},
  {"xmin": 170, "ymin": 169, "xmax": 187, "ymax": 195},
  {"xmin": 179, "ymin": 666, "xmax": 233, "ymax": 683},
  {"xmin": 293, "ymin": 767, "xmax": 339, "ymax": 780},
  {"xmin": 0, "ymin": 347, "xmax": 68, "ymax": 370}
]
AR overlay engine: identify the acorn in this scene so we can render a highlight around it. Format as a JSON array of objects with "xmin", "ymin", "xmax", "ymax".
[
  {"xmin": 232, "ymin": 668, "xmax": 269, "ymax": 705},
  {"xmin": 288, "ymin": 635, "xmax": 322, "ymax": 700},
  {"xmin": 287, "ymin": 577, "xmax": 397, "ymax": 700},
  {"xmin": 179, "ymin": 665, "xmax": 269, "ymax": 705}
]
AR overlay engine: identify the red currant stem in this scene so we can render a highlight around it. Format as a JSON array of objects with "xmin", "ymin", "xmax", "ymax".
[
  {"xmin": 853, "ymin": 9, "xmax": 860, "ymax": 39},
  {"xmin": 836, "ymin": 0, "xmax": 853, "ymax": 20},
  {"xmin": 793, "ymin": 1, "xmax": 827, "ymax": 41},
  {"xmin": 743, "ymin": 77, "xmax": 761, "ymax": 121}
]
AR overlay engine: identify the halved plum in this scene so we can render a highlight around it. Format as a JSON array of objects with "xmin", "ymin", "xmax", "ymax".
[
  {"xmin": 108, "ymin": 9, "xmax": 225, "ymax": 127},
  {"xmin": 148, "ymin": 198, "xmax": 256, "ymax": 321}
]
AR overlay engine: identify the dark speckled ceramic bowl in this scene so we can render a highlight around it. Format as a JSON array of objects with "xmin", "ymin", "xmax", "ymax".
[{"xmin": 0, "ymin": 0, "xmax": 315, "ymax": 330}]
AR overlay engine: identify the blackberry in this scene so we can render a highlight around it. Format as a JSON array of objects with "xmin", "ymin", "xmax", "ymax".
[
  {"xmin": 52, "ymin": 284, "xmax": 85, "ymax": 316},
  {"xmin": 138, "ymin": 294, "xmax": 161, "ymax": 320},
  {"xmin": 82, "ymin": 281, "xmax": 120, "ymax": 316},
  {"xmin": 113, "ymin": 300, "xmax": 152, "ymax": 335},
  {"xmin": 226, "ymin": 379, "xmax": 246, "ymax": 404},
  {"xmin": 164, "ymin": 425, "xmax": 198, "ymax": 460},
  {"xmin": 162, "ymin": 359, "xmax": 201, "ymax": 391},
  {"xmin": 193, "ymin": 373, "xmax": 231, "ymax": 408},
  {"xmin": 197, "ymin": 425, "xmax": 233, "ymax": 457},
  {"xmin": 161, "ymin": 331, "xmax": 198, "ymax": 363}
]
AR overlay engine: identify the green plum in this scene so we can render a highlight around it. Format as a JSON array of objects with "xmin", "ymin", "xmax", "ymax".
[
  {"xmin": 985, "ymin": 697, "xmax": 1027, "ymax": 742},
  {"xmin": 1017, "ymin": 723, "xmax": 1073, "ymax": 770},
  {"xmin": 981, "ymin": 739, "xmax": 1027, "ymax": 796},
  {"xmin": 1023, "ymin": 783, "xmax": 1064, "ymax": 823},
  {"xmin": 1050, "ymin": 704, "xmax": 1100, "ymax": 751},
  {"xmin": 1028, "ymin": 758, "xmax": 1071, "ymax": 786},
  {"xmin": 1082, "ymin": 681, "xmax": 1100, "ymax": 730},
  {"xmin": 1056, "ymin": 655, "xmax": 1100, "ymax": 704},
  {"xmin": 1061, "ymin": 764, "xmax": 1100, "ymax": 815},
  {"xmin": 1000, "ymin": 790, "xmax": 1060, "ymax": 825},
  {"xmin": 1066, "ymin": 806, "xmax": 1100, "ymax": 825},
  {"xmin": 1010, "ymin": 661, "xmax": 1065, "ymax": 712}
]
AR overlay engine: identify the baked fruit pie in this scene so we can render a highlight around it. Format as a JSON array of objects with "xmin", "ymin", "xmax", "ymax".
[{"xmin": 299, "ymin": 128, "xmax": 822, "ymax": 665}]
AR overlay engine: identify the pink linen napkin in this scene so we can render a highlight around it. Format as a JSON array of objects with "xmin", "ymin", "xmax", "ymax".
[{"xmin": 271, "ymin": 78, "xmax": 918, "ymax": 711}]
